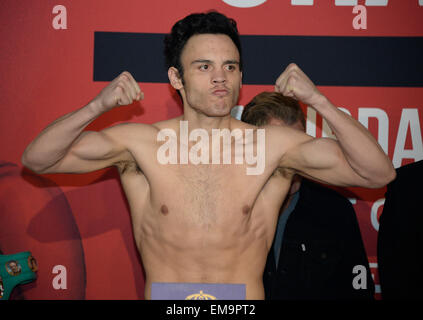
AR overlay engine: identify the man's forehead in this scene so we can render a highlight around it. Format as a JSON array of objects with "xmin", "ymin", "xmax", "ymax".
[{"xmin": 182, "ymin": 33, "xmax": 240, "ymax": 60}]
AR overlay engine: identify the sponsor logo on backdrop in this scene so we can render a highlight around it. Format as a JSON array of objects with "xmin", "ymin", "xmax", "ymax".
[
  {"xmin": 371, "ymin": 199, "xmax": 385, "ymax": 231},
  {"xmin": 222, "ymin": 0, "xmax": 267, "ymax": 8},
  {"xmin": 305, "ymin": 107, "xmax": 423, "ymax": 168},
  {"xmin": 223, "ymin": 0, "xmax": 422, "ymax": 7},
  {"xmin": 223, "ymin": 0, "xmax": 423, "ymax": 29}
]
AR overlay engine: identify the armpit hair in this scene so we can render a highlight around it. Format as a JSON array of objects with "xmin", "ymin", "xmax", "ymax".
[{"xmin": 115, "ymin": 160, "xmax": 143, "ymax": 175}]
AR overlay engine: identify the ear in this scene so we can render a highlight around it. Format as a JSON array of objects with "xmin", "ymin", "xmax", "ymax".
[{"xmin": 168, "ymin": 67, "xmax": 183, "ymax": 90}]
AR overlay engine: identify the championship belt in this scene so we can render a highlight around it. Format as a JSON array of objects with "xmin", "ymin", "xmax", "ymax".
[{"xmin": 0, "ymin": 251, "xmax": 38, "ymax": 300}]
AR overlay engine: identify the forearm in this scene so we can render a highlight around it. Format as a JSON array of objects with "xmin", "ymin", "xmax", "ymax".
[
  {"xmin": 312, "ymin": 95, "xmax": 395, "ymax": 186},
  {"xmin": 22, "ymin": 101, "xmax": 103, "ymax": 172}
]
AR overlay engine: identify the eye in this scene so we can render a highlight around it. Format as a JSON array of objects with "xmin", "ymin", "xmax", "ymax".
[
  {"xmin": 199, "ymin": 64, "xmax": 209, "ymax": 71},
  {"xmin": 225, "ymin": 65, "xmax": 237, "ymax": 71}
]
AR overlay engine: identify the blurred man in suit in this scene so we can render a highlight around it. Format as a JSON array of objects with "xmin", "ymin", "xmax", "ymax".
[{"xmin": 242, "ymin": 92, "xmax": 375, "ymax": 299}]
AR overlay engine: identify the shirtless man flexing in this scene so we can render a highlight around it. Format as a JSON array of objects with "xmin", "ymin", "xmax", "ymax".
[{"xmin": 21, "ymin": 11, "xmax": 395, "ymax": 299}]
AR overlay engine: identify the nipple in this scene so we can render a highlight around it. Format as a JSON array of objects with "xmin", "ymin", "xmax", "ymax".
[
  {"xmin": 242, "ymin": 205, "xmax": 250, "ymax": 215},
  {"xmin": 160, "ymin": 205, "xmax": 169, "ymax": 215}
]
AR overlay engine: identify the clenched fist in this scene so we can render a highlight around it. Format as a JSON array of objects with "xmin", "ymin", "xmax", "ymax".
[
  {"xmin": 91, "ymin": 71, "xmax": 144, "ymax": 113},
  {"xmin": 275, "ymin": 63, "xmax": 324, "ymax": 107}
]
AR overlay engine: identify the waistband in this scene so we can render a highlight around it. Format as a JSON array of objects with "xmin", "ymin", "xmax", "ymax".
[{"xmin": 151, "ymin": 282, "xmax": 246, "ymax": 300}]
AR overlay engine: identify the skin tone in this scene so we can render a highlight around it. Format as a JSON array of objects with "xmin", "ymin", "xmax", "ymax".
[
  {"xmin": 168, "ymin": 34, "xmax": 243, "ymax": 133},
  {"xmin": 21, "ymin": 33, "xmax": 395, "ymax": 299},
  {"xmin": 267, "ymin": 117, "xmax": 304, "ymax": 213}
]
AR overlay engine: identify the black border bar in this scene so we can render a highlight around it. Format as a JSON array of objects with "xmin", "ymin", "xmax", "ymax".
[{"xmin": 94, "ymin": 32, "xmax": 423, "ymax": 87}]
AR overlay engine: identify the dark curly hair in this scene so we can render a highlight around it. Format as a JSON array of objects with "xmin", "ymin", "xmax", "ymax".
[{"xmin": 164, "ymin": 11, "xmax": 243, "ymax": 82}]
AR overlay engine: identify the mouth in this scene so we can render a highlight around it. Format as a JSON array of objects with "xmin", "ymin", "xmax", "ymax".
[{"xmin": 211, "ymin": 87, "xmax": 229, "ymax": 97}]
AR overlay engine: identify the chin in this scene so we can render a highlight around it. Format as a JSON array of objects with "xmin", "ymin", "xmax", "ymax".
[
  {"xmin": 205, "ymin": 110, "xmax": 230, "ymax": 118},
  {"xmin": 210, "ymin": 98, "xmax": 235, "ymax": 114},
  {"xmin": 209, "ymin": 105, "xmax": 232, "ymax": 117}
]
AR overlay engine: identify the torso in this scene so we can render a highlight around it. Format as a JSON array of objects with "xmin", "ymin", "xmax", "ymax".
[{"xmin": 116, "ymin": 117, "xmax": 294, "ymax": 299}]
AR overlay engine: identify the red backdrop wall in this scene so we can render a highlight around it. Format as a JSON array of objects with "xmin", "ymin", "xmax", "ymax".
[{"xmin": 0, "ymin": 0, "xmax": 422, "ymax": 299}]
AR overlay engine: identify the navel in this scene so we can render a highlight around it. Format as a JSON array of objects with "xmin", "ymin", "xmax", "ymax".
[
  {"xmin": 242, "ymin": 205, "xmax": 251, "ymax": 215},
  {"xmin": 160, "ymin": 204, "xmax": 169, "ymax": 215}
]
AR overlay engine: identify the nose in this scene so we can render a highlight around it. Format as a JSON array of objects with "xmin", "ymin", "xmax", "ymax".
[{"xmin": 212, "ymin": 68, "xmax": 226, "ymax": 85}]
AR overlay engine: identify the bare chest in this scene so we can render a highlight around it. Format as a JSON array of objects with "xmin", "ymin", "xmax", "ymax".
[{"xmin": 152, "ymin": 164, "xmax": 259, "ymax": 229}]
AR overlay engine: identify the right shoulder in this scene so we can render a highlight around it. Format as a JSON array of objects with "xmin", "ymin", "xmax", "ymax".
[
  {"xmin": 151, "ymin": 116, "xmax": 183, "ymax": 132},
  {"xmin": 101, "ymin": 122, "xmax": 160, "ymax": 142},
  {"xmin": 102, "ymin": 117, "xmax": 185, "ymax": 146}
]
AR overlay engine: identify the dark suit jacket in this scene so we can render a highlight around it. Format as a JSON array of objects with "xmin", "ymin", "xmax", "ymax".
[
  {"xmin": 377, "ymin": 160, "xmax": 423, "ymax": 299},
  {"xmin": 263, "ymin": 179, "xmax": 375, "ymax": 300}
]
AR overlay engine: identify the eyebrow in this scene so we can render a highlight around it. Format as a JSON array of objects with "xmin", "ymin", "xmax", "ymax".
[{"xmin": 191, "ymin": 59, "xmax": 240, "ymax": 65}]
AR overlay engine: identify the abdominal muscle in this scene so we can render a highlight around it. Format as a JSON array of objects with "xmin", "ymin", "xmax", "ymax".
[
  {"xmin": 119, "ymin": 156, "xmax": 285, "ymax": 300},
  {"xmin": 132, "ymin": 200, "xmax": 271, "ymax": 300}
]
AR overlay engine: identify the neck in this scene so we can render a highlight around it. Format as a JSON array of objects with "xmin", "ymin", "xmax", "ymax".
[{"xmin": 181, "ymin": 108, "xmax": 234, "ymax": 135}]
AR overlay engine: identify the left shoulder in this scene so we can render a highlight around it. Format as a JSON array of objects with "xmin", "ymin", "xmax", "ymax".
[{"xmin": 230, "ymin": 117, "xmax": 257, "ymax": 130}]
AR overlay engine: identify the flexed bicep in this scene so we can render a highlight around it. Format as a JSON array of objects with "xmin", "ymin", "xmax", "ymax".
[
  {"xmin": 280, "ymin": 134, "xmax": 374, "ymax": 188},
  {"xmin": 39, "ymin": 125, "xmax": 134, "ymax": 174}
]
